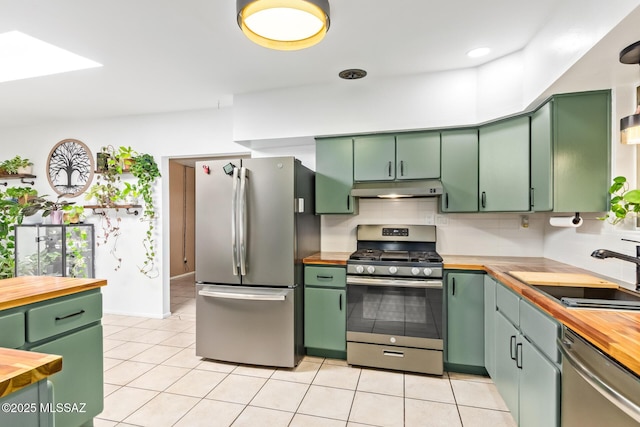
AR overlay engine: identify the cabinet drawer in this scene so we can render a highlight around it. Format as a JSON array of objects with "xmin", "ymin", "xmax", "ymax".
[
  {"xmin": 305, "ymin": 266, "xmax": 346, "ymax": 288},
  {"xmin": 0, "ymin": 311, "xmax": 25, "ymax": 348},
  {"xmin": 496, "ymin": 283, "xmax": 520, "ymax": 327},
  {"xmin": 519, "ymin": 299, "xmax": 560, "ymax": 363},
  {"xmin": 26, "ymin": 292, "xmax": 102, "ymax": 343},
  {"xmin": 347, "ymin": 342, "xmax": 443, "ymax": 375}
]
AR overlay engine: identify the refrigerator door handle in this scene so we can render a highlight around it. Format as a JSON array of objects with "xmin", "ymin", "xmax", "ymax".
[
  {"xmin": 239, "ymin": 166, "xmax": 248, "ymax": 276},
  {"xmin": 231, "ymin": 166, "xmax": 240, "ymax": 276},
  {"xmin": 198, "ymin": 289, "xmax": 287, "ymax": 301}
]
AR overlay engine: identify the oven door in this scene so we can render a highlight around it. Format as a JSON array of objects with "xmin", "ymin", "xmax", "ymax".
[{"xmin": 346, "ymin": 276, "xmax": 443, "ymax": 350}]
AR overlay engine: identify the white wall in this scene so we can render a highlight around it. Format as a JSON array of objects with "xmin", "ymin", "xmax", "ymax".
[{"xmin": 0, "ymin": 107, "xmax": 245, "ymax": 318}]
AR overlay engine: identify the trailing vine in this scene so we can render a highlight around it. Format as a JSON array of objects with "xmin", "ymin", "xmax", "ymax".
[{"xmin": 129, "ymin": 153, "xmax": 161, "ymax": 277}]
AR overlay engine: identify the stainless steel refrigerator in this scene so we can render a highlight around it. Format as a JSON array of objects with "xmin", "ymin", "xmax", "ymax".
[{"xmin": 194, "ymin": 157, "xmax": 320, "ymax": 367}]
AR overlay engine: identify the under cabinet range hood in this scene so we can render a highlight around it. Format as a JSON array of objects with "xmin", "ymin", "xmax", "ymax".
[{"xmin": 350, "ymin": 180, "xmax": 443, "ymax": 198}]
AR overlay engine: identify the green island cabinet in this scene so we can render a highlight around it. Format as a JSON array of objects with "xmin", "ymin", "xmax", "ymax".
[
  {"xmin": 353, "ymin": 132, "xmax": 440, "ymax": 181},
  {"xmin": 492, "ymin": 282, "xmax": 561, "ymax": 427},
  {"xmin": 315, "ymin": 137, "xmax": 357, "ymax": 214},
  {"xmin": 304, "ymin": 265, "xmax": 347, "ymax": 359},
  {"xmin": 445, "ymin": 271, "xmax": 485, "ymax": 373},
  {"xmin": 530, "ymin": 90, "xmax": 611, "ymax": 212},
  {"xmin": 478, "ymin": 116, "xmax": 530, "ymax": 212},
  {"xmin": 0, "ymin": 380, "xmax": 52, "ymax": 427},
  {"xmin": 1, "ymin": 289, "xmax": 104, "ymax": 427},
  {"xmin": 440, "ymin": 129, "xmax": 479, "ymax": 212}
]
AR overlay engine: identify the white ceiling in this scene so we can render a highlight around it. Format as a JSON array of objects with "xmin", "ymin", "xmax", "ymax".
[{"xmin": 0, "ymin": 0, "xmax": 570, "ymax": 128}]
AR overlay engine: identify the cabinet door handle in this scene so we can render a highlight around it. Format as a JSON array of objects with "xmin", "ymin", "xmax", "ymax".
[
  {"xmin": 530, "ymin": 188, "xmax": 534, "ymax": 208},
  {"xmin": 516, "ymin": 342, "xmax": 523, "ymax": 369},
  {"xmin": 451, "ymin": 277, "xmax": 456, "ymax": 295},
  {"xmin": 445, "ymin": 193, "xmax": 449, "ymax": 209},
  {"xmin": 481, "ymin": 191, "xmax": 486, "ymax": 209},
  {"xmin": 510, "ymin": 335, "xmax": 517, "ymax": 360},
  {"xmin": 55, "ymin": 309, "xmax": 85, "ymax": 321},
  {"xmin": 347, "ymin": 195, "xmax": 350, "ymax": 211},
  {"xmin": 316, "ymin": 275, "xmax": 334, "ymax": 280},
  {"xmin": 388, "ymin": 161, "xmax": 392, "ymax": 177},
  {"xmin": 400, "ymin": 160, "xmax": 405, "ymax": 176},
  {"xmin": 339, "ymin": 294, "xmax": 343, "ymax": 311}
]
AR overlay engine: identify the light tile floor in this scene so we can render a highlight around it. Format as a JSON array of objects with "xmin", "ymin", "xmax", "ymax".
[{"xmin": 96, "ymin": 274, "xmax": 516, "ymax": 427}]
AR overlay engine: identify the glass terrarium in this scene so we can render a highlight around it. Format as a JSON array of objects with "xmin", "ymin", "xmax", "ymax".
[{"xmin": 15, "ymin": 224, "xmax": 95, "ymax": 278}]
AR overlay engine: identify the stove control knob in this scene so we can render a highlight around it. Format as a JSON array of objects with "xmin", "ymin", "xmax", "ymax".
[
  {"xmin": 355, "ymin": 265, "xmax": 364, "ymax": 274},
  {"xmin": 366, "ymin": 266, "xmax": 376, "ymax": 274},
  {"xmin": 423, "ymin": 268, "xmax": 433, "ymax": 276},
  {"xmin": 389, "ymin": 266, "xmax": 398, "ymax": 274},
  {"xmin": 411, "ymin": 267, "xmax": 420, "ymax": 276}
]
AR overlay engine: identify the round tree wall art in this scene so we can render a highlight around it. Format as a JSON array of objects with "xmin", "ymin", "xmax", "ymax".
[{"xmin": 47, "ymin": 139, "xmax": 95, "ymax": 197}]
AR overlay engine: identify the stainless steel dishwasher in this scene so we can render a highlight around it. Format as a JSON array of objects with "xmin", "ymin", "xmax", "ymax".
[{"xmin": 559, "ymin": 326, "xmax": 640, "ymax": 426}]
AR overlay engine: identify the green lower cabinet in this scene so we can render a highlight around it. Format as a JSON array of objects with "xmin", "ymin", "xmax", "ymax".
[
  {"xmin": 519, "ymin": 336, "xmax": 561, "ymax": 427},
  {"xmin": 0, "ymin": 380, "xmax": 52, "ymax": 427},
  {"xmin": 493, "ymin": 287, "xmax": 561, "ymax": 427},
  {"xmin": 304, "ymin": 265, "xmax": 347, "ymax": 359},
  {"xmin": 445, "ymin": 272, "xmax": 485, "ymax": 372},
  {"xmin": 483, "ymin": 275, "xmax": 496, "ymax": 378},
  {"xmin": 494, "ymin": 311, "xmax": 520, "ymax": 421},
  {"xmin": 304, "ymin": 288, "xmax": 346, "ymax": 353},
  {"xmin": 31, "ymin": 324, "xmax": 103, "ymax": 427}
]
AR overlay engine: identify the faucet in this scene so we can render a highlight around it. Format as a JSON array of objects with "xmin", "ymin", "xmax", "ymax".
[{"xmin": 591, "ymin": 239, "xmax": 640, "ymax": 291}]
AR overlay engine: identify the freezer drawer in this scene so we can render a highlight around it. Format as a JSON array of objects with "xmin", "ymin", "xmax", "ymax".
[{"xmin": 195, "ymin": 284, "xmax": 300, "ymax": 367}]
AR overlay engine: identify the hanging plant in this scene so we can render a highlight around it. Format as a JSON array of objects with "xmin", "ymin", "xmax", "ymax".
[{"xmin": 129, "ymin": 152, "xmax": 161, "ymax": 277}]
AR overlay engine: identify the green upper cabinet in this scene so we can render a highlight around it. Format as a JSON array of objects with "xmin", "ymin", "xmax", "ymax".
[
  {"xmin": 354, "ymin": 135, "xmax": 396, "ymax": 181},
  {"xmin": 315, "ymin": 137, "xmax": 357, "ymax": 214},
  {"xmin": 395, "ymin": 132, "xmax": 441, "ymax": 179},
  {"xmin": 530, "ymin": 102, "xmax": 553, "ymax": 211},
  {"xmin": 530, "ymin": 90, "xmax": 611, "ymax": 213},
  {"xmin": 441, "ymin": 129, "xmax": 478, "ymax": 212},
  {"xmin": 479, "ymin": 116, "xmax": 530, "ymax": 212},
  {"xmin": 353, "ymin": 132, "xmax": 440, "ymax": 182}
]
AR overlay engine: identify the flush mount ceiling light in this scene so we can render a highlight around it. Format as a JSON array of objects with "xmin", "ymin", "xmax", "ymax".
[
  {"xmin": 236, "ymin": 0, "xmax": 330, "ymax": 51},
  {"xmin": 620, "ymin": 40, "xmax": 640, "ymax": 144},
  {"xmin": 0, "ymin": 31, "xmax": 102, "ymax": 83}
]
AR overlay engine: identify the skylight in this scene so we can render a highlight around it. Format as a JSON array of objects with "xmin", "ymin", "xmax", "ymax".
[{"xmin": 0, "ymin": 31, "xmax": 102, "ymax": 83}]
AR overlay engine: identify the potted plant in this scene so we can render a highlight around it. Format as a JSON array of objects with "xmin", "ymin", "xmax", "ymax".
[
  {"xmin": 0, "ymin": 194, "xmax": 26, "ymax": 278},
  {"xmin": 23, "ymin": 196, "xmax": 75, "ymax": 224},
  {"xmin": 598, "ymin": 176, "xmax": 640, "ymax": 225},
  {"xmin": 117, "ymin": 146, "xmax": 137, "ymax": 172},
  {"xmin": 5, "ymin": 186, "xmax": 37, "ymax": 205},
  {"xmin": 62, "ymin": 205, "xmax": 85, "ymax": 224},
  {"xmin": 0, "ymin": 156, "xmax": 33, "ymax": 175}
]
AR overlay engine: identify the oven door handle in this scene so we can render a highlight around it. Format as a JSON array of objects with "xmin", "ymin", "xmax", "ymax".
[{"xmin": 347, "ymin": 276, "xmax": 443, "ymax": 289}]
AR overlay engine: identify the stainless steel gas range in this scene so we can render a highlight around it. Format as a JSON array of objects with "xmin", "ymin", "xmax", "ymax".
[{"xmin": 346, "ymin": 224, "xmax": 443, "ymax": 375}]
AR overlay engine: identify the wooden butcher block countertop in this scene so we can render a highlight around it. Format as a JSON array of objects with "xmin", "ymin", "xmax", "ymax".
[
  {"xmin": 0, "ymin": 349, "xmax": 62, "ymax": 399},
  {"xmin": 303, "ymin": 252, "xmax": 351, "ymax": 265},
  {"xmin": 0, "ymin": 276, "xmax": 106, "ymax": 398},
  {"xmin": 445, "ymin": 255, "xmax": 640, "ymax": 377},
  {"xmin": 0, "ymin": 276, "xmax": 107, "ymax": 311}
]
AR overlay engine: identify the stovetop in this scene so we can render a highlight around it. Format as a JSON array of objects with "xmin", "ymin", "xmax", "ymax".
[{"xmin": 349, "ymin": 249, "xmax": 443, "ymax": 263}]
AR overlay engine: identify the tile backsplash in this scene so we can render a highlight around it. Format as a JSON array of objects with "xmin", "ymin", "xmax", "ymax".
[{"xmin": 320, "ymin": 198, "xmax": 546, "ymax": 257}]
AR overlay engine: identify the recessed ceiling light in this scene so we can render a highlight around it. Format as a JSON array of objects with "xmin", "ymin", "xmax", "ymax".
[
  {"xmin": 467, "ymin": 47, "xmax": 491, "ymax": 58},
  {"xmin": 0, "ymin": 31, "xmax": 102, "ymax": 83},
  {"xmin": 338, "ymin": 69, "xmax": 367, "ymax": 80}
]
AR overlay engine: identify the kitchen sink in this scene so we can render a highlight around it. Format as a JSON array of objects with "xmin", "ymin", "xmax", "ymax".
[{"xmin": 531, "ymin": 284, "xmax": 640, "ymax": 310}]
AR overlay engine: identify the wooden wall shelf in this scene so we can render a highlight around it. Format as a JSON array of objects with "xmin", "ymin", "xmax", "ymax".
[
  {"xmin": 0, "ymin": 174, "xmax": 36, "ymax": 186},
  {"xmin": 84, "ymin": 204, "xmax": 141, "ymax": 216}
]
